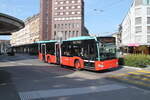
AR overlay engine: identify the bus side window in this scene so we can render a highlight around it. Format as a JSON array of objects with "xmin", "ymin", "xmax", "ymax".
[{"xmin": 62, "ymin": 42, "xmax": 71, "ymax": 57}]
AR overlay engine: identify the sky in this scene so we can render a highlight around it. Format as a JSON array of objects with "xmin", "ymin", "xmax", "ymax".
[{"xmin": 0, "ymin": 0, "xmax": 132, "ymax": 40}]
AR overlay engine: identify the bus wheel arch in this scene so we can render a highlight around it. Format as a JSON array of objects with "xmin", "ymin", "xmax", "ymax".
[
  {"xmin": 47, "ymin": 56, "xmax": 51, "ymax": 63},
  {"xmin": 74, "ymin": 59, "xmax": 82, "ymax": 70}
]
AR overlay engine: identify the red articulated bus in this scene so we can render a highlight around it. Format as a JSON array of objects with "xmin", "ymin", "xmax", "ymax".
[{"xmin": 37, "ymin": 36, "xmax": 118, "ymax": 71}]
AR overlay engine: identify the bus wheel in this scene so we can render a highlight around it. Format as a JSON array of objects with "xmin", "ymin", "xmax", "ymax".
[
  {"xmin": 47, "ymin": 57, "xmax": 51, "ymax": 64},
  {"xmin": 74, "ymin": 60, "xmax": 82, "ymax": 71}
]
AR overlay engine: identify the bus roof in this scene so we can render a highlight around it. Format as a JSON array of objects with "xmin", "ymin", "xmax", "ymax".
[
  {"xmin": 66, "ymin": 36, "xmax": 96, "ymax": 41},
  {"xmin": 36, "ymin": 40, "xmax": 57, "ymax": 44}
]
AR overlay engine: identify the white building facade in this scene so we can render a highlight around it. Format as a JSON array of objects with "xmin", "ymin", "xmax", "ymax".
[
  {"xmin": 11, "ymin": 14, "xmax": 40, "ymax": 46},
  {"xmin": 121, "ymin": 0, "xmax": 150, "ymax": 46},
  {"xmin": 121, "ymin": 0, "xmax": 150, "ymax": 54}
]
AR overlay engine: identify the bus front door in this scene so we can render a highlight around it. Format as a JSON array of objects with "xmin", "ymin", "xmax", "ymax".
[
  {"xmin": 55, "ymin": 43, "xmax": 61, "ymax": 64},
  {"xmin": 41, "ymin": 44, "xmax": 46, "ymax": 61}
]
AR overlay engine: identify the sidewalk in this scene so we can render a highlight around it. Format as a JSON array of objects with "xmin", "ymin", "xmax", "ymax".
[{"xmin": 123, "ymin": 65, "xmax": 150, "ymax": 71}]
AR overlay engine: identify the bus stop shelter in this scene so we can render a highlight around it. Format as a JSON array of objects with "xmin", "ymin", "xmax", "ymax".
[{"xmin": 0, "ymin": 13, "xmax": 24, "ymax": 35}]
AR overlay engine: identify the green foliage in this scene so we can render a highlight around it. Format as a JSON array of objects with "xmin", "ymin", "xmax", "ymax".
[{"xmin": 124, "ymin": 54, "xmax": 150, "ymax": 68}]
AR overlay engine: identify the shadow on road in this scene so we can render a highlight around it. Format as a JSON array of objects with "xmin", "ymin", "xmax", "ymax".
[
  {"xmin": 0, "ymin": 53, "xmax": 38, "ymax": 62},
  {"xmin": 0, "ymin": 70, "xmax": 20, "ymax": 100},
  {"xmin": 83, "ymin": 66, "xmax": 123, "ymax": 73}
]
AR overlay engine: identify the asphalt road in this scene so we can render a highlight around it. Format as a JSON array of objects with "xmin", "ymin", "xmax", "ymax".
[{"xmin": 0, "ymin": 54, "xmax": 150, "ymax": 100}]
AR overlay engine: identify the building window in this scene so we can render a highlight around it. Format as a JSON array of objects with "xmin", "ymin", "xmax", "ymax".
[
  {"xmin": 55, "ymin": 2, "xmax": 58, "ymax": 4},
  {"xmin": 69, "ymin": 24, "xmax": 71, "ymax": 28},
  {"xmin": 77, "ymin": 6, "xmax": 81, "ymax": 8},
  {"xmin": 76, "ymin": 23, "xmax": 79, "ymax": 28},
  {"xmin": 54, "ymin": 18, "xmax": 58, "ymax": 21},
  {"xmin": 71, "ymin": 6, "xmax": 75, "ymax": 9},
  {"xmin": 69, "ymin": 31, "xmax": 71, "ymax": 37},
  {"xmin": 61, "ymin": 31, "xmax": 64, "ymax": 35},
  {"xmin": 72, "ymin": 31, "xmax": 75, "ymax": 37},
  {"xmin": 145, "ymin": 0, "xmax": 150, "ymax": 5},
  {"xmin": 135, "ymin": 35, "xmax": 142, "ymax": 43},
  {"xmin": 78, "ymin": 0, "xmax": 81, "ymax": 3},
  {"xmin": 55, "ymin": 7, "xmax": 58, "ymax": 10},
  {"xmin": 60, "ymin": 7, "xmax": 63, "ymax": 9},
  {"xmin": 77, "ymin": 11, "xmax": 81, "ymax": 14},
  {"xmin": 66, "ymin": 6, "xmax": 69, "ymax": 9},
  {"xmin": 135, "ymin": 8, "xmax": 141, "ymax": 16},
  {"xmin": 54, "ymin": 31, "xmax": 56, "ymax": 39},
  {"xmin": 62, "ymin": 17, "xmax": 65, "ymax": 20},
  {"xmin": 71, "ymin": 12, "xmax": 75, "ymax": 14},
  {"xmin": 72, "ymin": 1, "xmax": 75, "ymax": 3},
  {"xmin": 60, "ymin": 12, "xmax": 63, "ymax": 15},
  {"xmin": 66, "ymin": 17, "xmax": 69, "ymax": 20},
  {"xmin": 135, "ymin": 0, "xmax": 143, "ymax": 6},
  {"xmin": 76, "ymin": 31, "xmax": 79, "ymax": 36},
  {"xmin": 66, "ymin": 12, "xmax": 69, "ymax": 15},
  {"xmin": 60, "ymin": 1, "xmax": 64, "ymax": 4},
  {"xmin": 147, "ymin": 8, "xmax": 150, "ymax": 15},
  {"xmin": 147, "ymin": 26, "xmax": 150, "ymax": 34},
  {"xmin": 135, "ymin": 17, "xmax": 142, "ymax": 25},
  {"xmin": 64, "ymin": 24, "xmax": 67, "ymax": 28},
  {"xmin": 72, "ymin": 23, "xmax": 74, "ymax": 28},
  {"xmin": 55, "ymin": 13, "xmax": 58, "ymax": 15},
  {"xmin": 58, "ymin": 24, "xmax": 60, "ymax": 29},
  {"xmin": 135, "ymin": 26, "xmax": 142, "ymax": 33},
  {"xmin": 65, "ymin": 31, "xmax": 67, "ymax": 40},
  {"xmin": 147, "ymin": 17, "xmax": 150, "ymax": 24},
  {"xmin": 148, "ymin": 35, "xmax": 150, "ymax": 43},
  {"xmin": 54, "ymin": 24, "xmax": 57, "ymax": 29},
  {"xmin": 66, "ymin": 1, "xmax": 69, "ymax": 4},
  {"xmin": 61, "ymin": 24, "xmax": 64, "ymax": 29}
]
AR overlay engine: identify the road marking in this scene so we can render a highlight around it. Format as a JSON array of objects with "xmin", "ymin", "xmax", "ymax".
[
  {"xmin": 110, "ymin": 71, "xmax": 150, "ymax": 82},
  {"xmin": 10, "ymin": 62, "xmax": 16, "ymax": 63},
  {"xmin": 126, "ymin": 75, "xmax": 150, "ymax": 82},
  {"xmin": 110, "ymin": 76, "xmax": 150, "ymax": 87},
  {"xmin": 128, "ymin": 72, "xmax": 141, "ymax": 75},
  {"xmin": 128, "ymin": 72, "xmax": 150, "ymax": 77},
  {"xmin": 123, "ymin": 66, "xmax": 142, "ymax": 70},
  {"xmin": 18, "ymin": 63, "xmax": 33, "ymax": 66},
  {"xmin": 137, "ymin": 70, "xmax": 150, "ymax": 74},
  {"xmin": 19, "ymin": 84, "xmax": 127, "ymax": 100},
  {"xmin": 115, "ymin": 73, "xmax": 126, "ymax": 76}
]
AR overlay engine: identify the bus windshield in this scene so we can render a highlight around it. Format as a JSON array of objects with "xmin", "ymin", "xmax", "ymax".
[{"xmin": 97, "ymin": 37, "xmax": 117, "ymax": 61}]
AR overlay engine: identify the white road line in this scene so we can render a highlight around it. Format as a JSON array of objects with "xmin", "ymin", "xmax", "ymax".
[
  {"xmin": 19, "ymin": 84, "xmax": 127, "ymax": 100},
  {"xmin": 18, "ymin": 63, "xmax": 33, "ymax": 66},
  {"xmin": 10, "ymin": 62, "xmax": 16, "ymax": 63},
  {"xmin": 123, "ymin": 66, "xmax": 142, "ymax": 70}
]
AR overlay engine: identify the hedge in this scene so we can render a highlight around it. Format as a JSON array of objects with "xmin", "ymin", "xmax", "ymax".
[{"xmin": 123, "ymin": 54, "xmax": 150, "ymax": 68}]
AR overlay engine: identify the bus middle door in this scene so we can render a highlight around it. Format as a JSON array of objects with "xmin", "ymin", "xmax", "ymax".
[
  {"xmin": 55, "ymin": 43, "xmax": 61, "ymax": 64},
  {"xmin": 41, "ymin": 44, "xmax": 46, "ymax": 61}
]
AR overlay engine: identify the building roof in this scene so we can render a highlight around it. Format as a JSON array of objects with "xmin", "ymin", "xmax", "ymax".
[{"xmin": 0, "ymin": 13, "xmax": 25, "ymax": 35}]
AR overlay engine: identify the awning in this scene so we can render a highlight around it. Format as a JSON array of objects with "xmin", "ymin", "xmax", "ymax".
[
  {"xmin": 0, "ymin": 13, "xmax": 25, "ymax": 35},
  {"xmin": 128, "ymin": 43, "xmax": 139, "ymax": 47}
]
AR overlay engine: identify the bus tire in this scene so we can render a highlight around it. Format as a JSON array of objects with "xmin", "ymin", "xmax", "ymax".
[{"xmin": 74, "ymin": 60, "xmax": 82, "ymax": 71}]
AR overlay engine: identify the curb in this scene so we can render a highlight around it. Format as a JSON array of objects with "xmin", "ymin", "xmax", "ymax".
[{"xmin": 123, "ymin": 66, "xmax": 143, "ymax": 70}]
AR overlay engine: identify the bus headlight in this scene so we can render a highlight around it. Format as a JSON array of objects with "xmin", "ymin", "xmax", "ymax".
[
  {"xmin": 116, "ymin": 62, "xmax": 118, "ymax": 65},
  {"xmin": 98, "ymin": 64, "xmax": 104, "ymax": 68}
]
